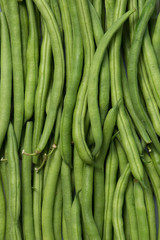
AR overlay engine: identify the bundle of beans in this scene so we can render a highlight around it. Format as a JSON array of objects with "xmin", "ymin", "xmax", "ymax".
[{"xmin": 0, "ymin": 0, "xmax": 160, "ymax": 239}]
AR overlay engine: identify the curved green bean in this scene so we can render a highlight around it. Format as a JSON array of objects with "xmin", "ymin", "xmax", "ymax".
[
  {"xmin": 24, "ymin": 0, "xmax": 39, "ymax": 122},
  {"xmin": 60, "ymin": 0, "xmax": 83, "ymax": 167},
  {"xmin": 115, "ymin": 139, "xmax": 139, "ymax": 240},
  {"xmin": 138, "ymin": 54, "xmax": 160, "ymax": 136},
  {"xmin": 88, "ymin": 9, "xmax": 135, "ymax": 156},
  {"xmin": 128, "ymin": 0, "xmax": 160, "ymax": 152},
  {"xmin": 121, "ymin": 61, "xmax": 151, "ymax": 144},
  {"xmin": 89, "ymin": 1, "xmax": 110, "ymax": 124},
  {"xmin": 32, "ymin": 18, "xmax": 52, "ymax": 164},
  {"xmin": 33, "ymin": 0, "xmax": 64, "ymax": 155},
  {"xmin": 112, "ymin": 164, "xmax": 130, "ymax": 240},
  {"xmin": 42, "ymin": 143, "xmax": 62, "ymax": 239},
  {"xmin": 94, "ymin": 106, "xmax": 118, "ymax": 237},
  {"xmin": 50, "ymin": 0, "xmax": 63, "ymax": 38},
  {"xmin": 72, "ymin": 0, "xmax": 94, "ymax": 164}
]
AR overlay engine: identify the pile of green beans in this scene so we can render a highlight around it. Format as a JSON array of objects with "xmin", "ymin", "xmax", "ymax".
[{"xmin": 1, "ymin": 0, "xmax": 160, "ymax": 239}]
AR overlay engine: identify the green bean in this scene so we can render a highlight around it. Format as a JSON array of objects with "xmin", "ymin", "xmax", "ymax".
[
  {"xmin": 110, "ymin": 0, "xmax": 128, "ymax": 107},
  {"xmin": 121, "ymin": 61, "xmax": 151, "ymax": 144},
  {"xmin": 128, "ymin": 0, "xmax": 139, "ymax": 43},
  {"xmin": 123, "ymin": 206, "xmax": 130, "ymax": 240},
  {"xmin": 92, "ymin": 0, "xmax": 102, "ymax": 21},
  {"xmin": 105, "ymin": 0, "xmax": 115, "ymax": 29},
  {"xmin": 143, "ymin": 171, "xmax": 156, "ymax": 240},
  {"xmin": 60, "ymin": 0, "xmax": 83, "ymax": 167},
  {"xmin": 43, "ymin": 101, "xmax": 62, "ymax": 186},
  {"xmin": 128, "ymin": 116, "xmax": 143, "ymax": 155},
  {"xmin": 33, "ymin": 162, "xmax": 43, "ymax": 240},
  {"xmin": 149, "ymin": 2, "xmax": 157, "ymax": 37},
  {"xmin": 53, "ymin": 177, "xmax": 62, "ymax": 240},
  {"xmin": 42, "ymin": 143, "xmax": 62, "ymax": 239},
  {"xmin": 0, "ymin": 143, "xmax": 10, "ymax": 240},
  {"xmin": 138, "ymin": 54, "xmax": 160, "ymax": 136},
  {"xmin": 59, "ymin": 0, "xmax": 72, "ymax": 89},
  {"xmin": 134, "ymin": 180, "xmax": 149, "ymax": 240},
  {"xmin": 7, "ymin": 123, "xmax": 21, "ymax": 240},
  {"xmin": 22, "ymin": 122, "xmax": 35, "ymax": 239},
  {"xmin": 103, "ymin": 142, "xmax": 119, "ymax": 240},
  {"xmin": 62, "ymin": 211, "xmax": 69, "ymax": 240},
  {"xmin": 150, "ymin": 145, "xmax": 160, "ymax": 177},
  {"xmin": 0, "ymin": 172, "xmax": 5, "ymax": 239},
  {"xmin": 82, "ymin": 165, "xmax": 101, "ymax": 240},
  {"xmin": 33, "ymin": 0, "xmax": 64, "ymax": 155},
  {"xmin": 50, "ymin": 0, "xmax": 63, "ymax": 38},
  {"xmin": 19, "ymin": 1, "xmax": 29, "ymax": 80},
  {"xmin": 74, "ymin": 147, "xmax": 83, "ymax": 199},
  {"xmin": 112, "ymin": 164, "xmax": 130, "ymax": 240},
  {"xmin": 61, "ymin": 161, "xmax": 72, "ymax": 239},
  {"xmin": 121, "ymin": 102, "xmax": 146, "ymax": 183},
  {"xmin": 72, "ymin": 0, "xmax": 94, "ymax": 164},
  {"xmin": 115, "ymin": 139, "xmax": 139, "ymax": 240},
  {"xmin": 88, "ymin": 9, "xmax": 135, "ymax": 157},
  {"xmin": 144, "ymin": 153, "xmax": 160, "ymax": 240},
  {"xmin": 139, "ymin": 0, "xmax": 160, "ymax": 111},
  {"xmin": 94, "ymin": 106, "xmax": 118, "ymax": 237},
  {"xmin": 152, "ymin": 12, "xmax": 160, "ymax": 66},
  {"xmin": 32, "ymin": 18, "xmax": 52, "ymax": 165},
  {"xmin": 24, "ymin": 0, "xmax": 39, "ymax": 122},
  {"xmin": 0, "ymin": 12, "xmax": 12, "ymax": 150},
  {"xmin": 34, "ymin": 4, "xmax": 41, "ymax": 47},
  {"xmin": 128, "ymin": 0, "xmax": 160, "ymax": 153},
  {"xmin": 71, "ymin": 193, "xmax": 82, "ymax": 240},
  {"xmin": 2, "ymin": 0, "xmax": 24, "ymax": 146},
  {"xmin": 89, "ymin": 1, "xmax": 110, "ymax": 124}
]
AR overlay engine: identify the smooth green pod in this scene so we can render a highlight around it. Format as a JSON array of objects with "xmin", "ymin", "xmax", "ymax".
[
  {"xmin": 32, "ymin": 18, "xmax": 52, "ymax": 165},
  {"xmin": 33, "ymin": 0, "xmax": 65, "ymax": 155},
  {"xmin": 112, "ymin": 164, "xmax": 130, "ymax": 240},
  {"xmin": 103, "ymin": 142, "xmax": 119, "ymax": 240},
  {"xmin": 71, "ymin": 193, "xmax": 82, "ymax": 240},
  {"xmin": 22, "ymin": 122, "xmax": 35, "ymax": 240},
  {"xmin": 24, "ymin": 0, "xmax": 39, "ymax": 121},
  {"xmin": 0, "ymin": 12, "xmax": 12, "ymax": 150},
  {"xmin": 7, "ymin": 124, "xmax": 21, "ymax": 240},
  {"xmin": 53, "ymin": 177, "xmax": 62, "ymax": 240},
  {"xmin": 60, "ymin": 0, "xmax": 83, "ymax": 167},
  {"xmin": 134, "ymin": 181, "xmax": 149, "ymax": 240},
  {"xmin": 88, "ymin": 9, "xmax": 135, "ymax": 156},
  {"xmin": 19, "ymin": 1, "xmax": 29, "ymax": 80},
  {"xmin": 1, "ymin": 0, "xmax": 24, "ymax": 146},
  {"xmin": 42, "ymin": 143, "xmax": 62, "ymax": 239}
]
